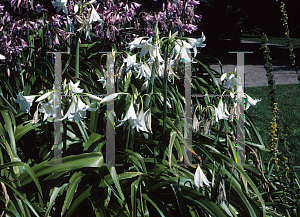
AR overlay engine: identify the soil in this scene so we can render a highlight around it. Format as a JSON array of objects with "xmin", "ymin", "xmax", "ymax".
[{"xmin": 200, "ymin": 39, "xmax": 300, "ymax": 87}]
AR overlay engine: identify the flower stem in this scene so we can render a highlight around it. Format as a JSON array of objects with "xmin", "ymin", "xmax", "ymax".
[
  {"xmin": 162, "ymin": 44, "xmax": 169, "ymax": 158},
  {"xmin": 75, "ymin": 32, "xmax": 81, "ymax": 81}
]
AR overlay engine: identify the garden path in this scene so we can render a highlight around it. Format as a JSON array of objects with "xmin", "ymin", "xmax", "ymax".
[{"xmin": 206, "ymin": 39, "xmax": 300, "ymax": 87}]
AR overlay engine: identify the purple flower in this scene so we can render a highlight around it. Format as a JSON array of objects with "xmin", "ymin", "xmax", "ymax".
[
  {"xmin": 0, "ymin": 4, "xmax": 4, "ymax": 14},
  {"xmin": 144, "ymin": 14, "xmax": 155, "ymax": 24},
  {"xmin": 7, "ymin": 68, "xmax": 10, "ymax": 77},
  {"xmin": 37, "ymin": 19, "xmax": 45, "ymax": 28},
  {"xmin": 167, "ymin": 2, "xmax": 176, "ymax": 15},
  {"xmin": 20, "ymin": 39, "xmax": 28, "ymax": 47},
  {"xmin": 194, "ymin": 14, "xmax": 202, "ymax": 23},
  {"xmin": 131, "ymin": 2, "xmax": 141, "ymax": 10},
  {"xmin": 182, "ymin": 24, "xmax": 197, "ymax": 34},
  {"xmin": 54, "ymin": 34, "xmax": 60, "ymax": 45},
  {"xmin": 36, "ymin": 4, "xmax": 43, "ymax": 13}
]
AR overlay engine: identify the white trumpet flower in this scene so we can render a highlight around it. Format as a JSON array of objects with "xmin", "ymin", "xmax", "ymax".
[
  {"xmin": 0, "ymin": 54, "xmax": 5, "ymax": 59},
  {"xmin": 117, "ymin": 103, "xmax": 148, "ymax": 132},
  {"xmin": 134, "ymin": 62, "xmax": 152, "ymax": 80},
  {"xmin": 14, "ymin": 92, "xmax": 36, "ymax": 115},
  {"xmin": 69, "ymin": 80, "xmax": 83, "ymax": 94},
  {"xmin": 186, "ymin": 32, "xmax": 206, "ymax": 58},
  {"xmin": 39, "ymin": 100, "xmax": 58, "ymax": 121},
  {"xmin": 244, "ymin": 94, "xmax": 261, "ymax": 110},
  {"xmin": 224, "ymin": 74, "xmax": 241, "ymax": 90},
  {"xmin": 98, "ymin": 77, "xmax": 107, "ymax": 88},
  {"xmin": 124, "ymin": 54, "xmax": 137, "ymax": 71},
  {"xmin": 61, "ymin": 96, "xmax": 97, "ymax": 122},
  {"xmin": 52, "ymin": 0, "xmax": 68, "ymax": 14},
  {"xmin": 214, "ymin": 100, "xmax": 230, "ymax": 123},
  {"xmin": 89, "ymin": 7, "xmax": 103, "ymax": 24},
  {"xmin": 117, "ymin": 102, "xmax": 138, "ymax": 128},
  {"xmin": 194, "ymin": 165, "xmax": 210, "ymax": 188}
]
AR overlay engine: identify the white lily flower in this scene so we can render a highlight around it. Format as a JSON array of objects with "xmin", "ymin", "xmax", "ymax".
[
  {"xmin": 244, "ymin": 94, "xmax": 261, "ymax": 110},
  {"xmin": 74, "ymin": 4, "xmax": 79, "ymax": 13},
  {"xmin": 135, "ymin": 109, "xmax": 148, "ymax": 132},
  {"xmin": 71, "ymin": 96, "xmax": 97, "ymax": 122},
  {"xmin": 52, "ymin": 0, "xmax": 68, "ymax": 14},
  {"xmin": 14, "ymin": 92, "xmax": 36, "ymax": 115},
  {"xmin": 124, "ymin": 54, "xmax": 137, "ymax": 71},
  {"xmin": 35, "ymin": 91, "xmax": 53, "ymax": 102},
  {"xmin": 117, "ymin": 102, "xmax": 137, "ymax": 128},
  {"xmin": 117, "ymin": 103, "xmax": 148, "ymax": 132},
  {"xmin": 0, "ymin": 54, "xmax": 5, "ymax": 59},
  {"xmin": 69, "ymin": 80, "xmax": 83, "ymax": 94},
  {"xmin": 172, "ymin": 39, "xmax": 192, "ymax": 63},
  {"xmin": 89, "ymin": 7, "xmax": 103, "ymax": 24},
  {"xmin": 220, "ymin": 73, "xmax": 228, "ymax": 82},
  {"xmin": 193, "ymin": 115, "xmax": 200, "ymax": 132},
  {"xmin": 194, "ymin": 165, "xmax": 210, "ymax": 188},
  {"xmin": 186, "ymin": 32, "xmax": 206, "ymax": 58},
  {"xmin": 127, "ymin": 37, "xmax": 143, "ymax": 50},
  {"xmin": 98, "ymin": 77, "xmax": 107, "ymax": 88},
  {"xmin": 67, "ymin": 16, "xmax": 74, "ymax": 32},
  {"xmin": 214, "ymin": 100, "xmax": 230, "ymax": 123},
  {"xmin": 151, "ymin": 46, "xmax": 164, "ymax": 63},
  {"xmin": 136, "ymin": 38, "xmax": 153, "ymax": 59},
  {"xmin": 134, "ymin": 62, "xmax": 152, "ymax": 80},
  {"xmin": 144, "ymin": 108, "xmax": 152, "ymax": 133},
  {"xmin": 61, "ymin": 96, "xmax": 97, "ymax": 122},
  {"xmin": 39, "ymin": 100, "xmax": 58, "ymax": 121},
  {"xmin": 224, "ymin": 74, "xmax": 241, "ymax": 90}
]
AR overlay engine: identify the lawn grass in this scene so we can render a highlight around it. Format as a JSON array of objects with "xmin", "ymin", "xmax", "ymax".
[
  {"xmin": 245, "ymin": 83, "xmax": 300, "ymax": 166},
  {"xmin": 240, "ymin": 34, "xmax": 300, "ymax": 49}
]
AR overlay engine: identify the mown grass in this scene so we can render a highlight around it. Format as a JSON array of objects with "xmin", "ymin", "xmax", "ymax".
[
  {"xmin": 240, "ymin": 34, "xmax": 300, "ymax": 49},
  {"xmin": 245, "ymin": 83, "xmax": 300, "ymax": 166}
]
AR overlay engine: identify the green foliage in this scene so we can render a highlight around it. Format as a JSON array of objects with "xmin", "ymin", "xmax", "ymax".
[{"xmin": 0, "ymin": 9, "xmax": 299, "ymax": 217}]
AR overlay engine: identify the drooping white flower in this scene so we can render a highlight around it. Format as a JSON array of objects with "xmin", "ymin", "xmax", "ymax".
[
  {"xmin": 89, "ymin": 7, "xmax": 103, "ymax": 24},
  {"xmin": 117, "ymin": 103, "xmax": 148, "ymax": 132},
  {"xmin": 35, "ymin": 91, "xmax": 53, "ymax": 102},
  {"xmin": 14, "ymin": 92, "xmax": 36, "ymax": 115},
  {"xmin": 60, "ymin": 96, "xmax": 97, "ymax": 122},
  {"xmin": 224, "ymin": 74, "xmax": 241, "ymax": 90},
  {"xmin": 52, "ymin": 0, "xmax": 68, "ymax": 14},
  {"xmin": 0, "ymin": 54, "xmax": 5, "ymax": 60},
  {"xmin": 136, "ymin": 38, "xmax": 153, "ymax": 59},
  {"xmin": 74, "ymin": 4, "xmax": 79, "ymax": 14},
  {"xmin": 117, "ymin": 102, "xmax": 137, "ymax": 128},
  {"xmin": 133, "ymin": 62, "xmax": 152, "ymax": 80},
  {"xmin": 127, "ymin": 37, "xmax": 144, "ymax": 50},
  {"xmin": 69, "ymin": 80, "xmax": 83, "ymax": 94},
  {"xmin": 244, "ymin": 94, "xmax": 261, "ymax": 110},
  {"xmin": 129, "ymin": 37, "xmax": 164, "ymax": 63},
  {"xmin": 193, "ymin": 115, "xmax": 200, "ymax": 132},
  {"xmin": 186, "ymin": 32, "xmax": 206, "ymax": 58},
  {"xmin": 214, "ymin": 100, "xmax": 230, "ymax": 123},
  {"xmin": 194, "ymin": 165, "xmax": 210, "ymax": 188},
  {"xmin": 98, "ymin": 77, "xmax": 107, "ymax": 88},
  {"xmin": 172, "ymin": 39, "xmax": 192, "ymax": 63},
  {"xmin": 39, "ymin": 100, "xmax": 58, "ymax": 121},
  {"xmin": 135, "ymin": 109, "xmax": 149, "ymax": 132},
  {"xmin": 144, "ymin": 108, "xmax": 152, "ymax": 133},
  {"xmin": 151, "ymin": 46, "xmax": 164, "ymax": 63},
  {"xmin": 124, "ymin": 54, "xmax": 137, "ymax": 71}
]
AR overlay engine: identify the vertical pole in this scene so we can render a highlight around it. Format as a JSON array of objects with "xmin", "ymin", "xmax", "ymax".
[{"xmin": 229, "ymin": 51, "xmax": 253, "ymax": 166}]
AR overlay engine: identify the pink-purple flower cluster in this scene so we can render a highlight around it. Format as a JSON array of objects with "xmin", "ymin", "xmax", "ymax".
[
  {"xmin": 140, "ymin": 0, "xmax": 202, "ymax": 36},
  {"xmin": 0, "ymin": 0, "xmax": 203, "ymax": 75}
]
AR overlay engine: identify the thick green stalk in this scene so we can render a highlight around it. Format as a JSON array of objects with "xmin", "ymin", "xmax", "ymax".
[
  {"xmin": 162, "ymin": 43, "xmax": 170, "ymax": 160},
  {"xmin": 163, "ymin": 44, "xmax": 169, "ymax": 141},
  {"xmin": 144, "ymin": 63, "xmax": 156, "ymax": 107},
  {"xmin": 75, "ymin": 32, "xmax": 81, "ymax": 80}
]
